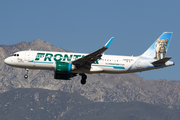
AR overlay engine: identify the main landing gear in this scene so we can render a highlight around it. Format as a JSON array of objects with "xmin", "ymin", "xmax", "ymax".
[
  {"xmin": 80, "ymin": 74, "xmax": 87, "ymax": 85},
  {"xmin": 24, "ymin": 69, "xmax": 29, "ymax": 79}
]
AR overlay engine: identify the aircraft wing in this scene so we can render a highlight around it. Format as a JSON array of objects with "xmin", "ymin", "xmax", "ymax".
[{"xmin": 72, "ymin": 37, "xmax": 114, "ymax": 70}]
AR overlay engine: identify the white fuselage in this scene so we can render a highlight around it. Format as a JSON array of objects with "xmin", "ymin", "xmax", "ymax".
[
  {"xmin": 4, "ymin": 50, "xmax": 174, "ymax": 74},
  {"xmin": 3, "ymin": 32, "xmax": 174, "ymax": 85}
]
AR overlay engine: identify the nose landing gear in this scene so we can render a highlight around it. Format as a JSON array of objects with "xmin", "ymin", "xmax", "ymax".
[
  {"xmin": 80, "ymin": 74, "xmax": 87, "ymax": 85},
  {"xmin": 24, "ymin": 69, "xmax": 29, "ymax": 79}
]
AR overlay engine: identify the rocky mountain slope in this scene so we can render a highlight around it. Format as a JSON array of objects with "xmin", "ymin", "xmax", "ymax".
[
  {"xmin": 0, "ymin": 39, "xmax": 180, "ymax": 109},
  {"xmin": 1, "ymin": 88, "xmax": 180, "ymax": 120}
]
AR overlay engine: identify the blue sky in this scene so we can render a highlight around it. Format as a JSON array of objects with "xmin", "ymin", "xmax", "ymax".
[{"xmin": 0, "ymin": 0, "xmax": 179, "ymax": 80}]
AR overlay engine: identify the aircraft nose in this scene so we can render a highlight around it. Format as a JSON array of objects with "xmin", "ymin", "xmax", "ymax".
[{"xmin": 4, "ymin": 57, "xmax": 12, "ymax": 65}]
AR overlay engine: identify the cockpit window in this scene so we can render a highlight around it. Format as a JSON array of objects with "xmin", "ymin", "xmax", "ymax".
[{"xmin": 13, "ymin": 54, "xmax": 19, "ymax": 57}]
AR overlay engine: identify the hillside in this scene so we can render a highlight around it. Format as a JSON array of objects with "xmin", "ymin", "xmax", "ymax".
[
  {"xmin": 0, "ymin": 39, "xmax": 180, "ymax": 109},
  {"xmin": 0, "ymin": 88, "xmax": 180, "ymax": 120}
]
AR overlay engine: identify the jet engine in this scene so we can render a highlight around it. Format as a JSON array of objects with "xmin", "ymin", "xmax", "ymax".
[{"xmin": 54, "ymin": 62, "xmax": 76, "ymax": 80}]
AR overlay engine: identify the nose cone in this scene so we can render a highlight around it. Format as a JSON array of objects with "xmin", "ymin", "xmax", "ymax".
[{"xmin": 4, "ymin": 57, "xmax": 12, "ymax": 65}]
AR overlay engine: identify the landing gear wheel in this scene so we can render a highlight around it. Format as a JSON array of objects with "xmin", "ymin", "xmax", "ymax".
[
  {"xmin": 80, "ymin": 74, "xmax": 87, "ymax": 85},
  {"xmin": 24, "ymin": 74, "xmax": 28, "ymax": 79},
  {"xmin": 81, "ymin": 79, "xmax": 86, "ymax": 85},
  {"xmin": 24, "ymin": 68, "xmax": 29, "ymax": 79}
]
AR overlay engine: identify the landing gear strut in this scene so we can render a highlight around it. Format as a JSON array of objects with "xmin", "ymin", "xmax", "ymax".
[
  {"xmin": 80, "ymin": 74, "xmax": 87, "ymax": 85},
  {"xmin": 24, "ymin": 69, "xmax": 29, "ymax": 79}
]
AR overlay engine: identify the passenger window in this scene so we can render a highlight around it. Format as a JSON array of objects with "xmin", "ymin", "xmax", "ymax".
[
  {"xmin": 14, "ymin": 54, "xmax": 16, "ymax": 56},
  {"xmin": 17, "ymin": 54, "xmax": 19, "ymax": 56}
]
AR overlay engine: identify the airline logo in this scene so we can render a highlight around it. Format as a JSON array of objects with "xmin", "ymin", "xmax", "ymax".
[{"xmin": 34, "ymin": 53, "xmax": 99, "ymax": 64}]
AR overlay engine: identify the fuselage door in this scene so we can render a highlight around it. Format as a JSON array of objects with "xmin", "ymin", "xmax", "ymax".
[
  {"xmin": 24, "ymin": 51, "xmax": 30, "ymax": 61},
  {"xmin": 136, "ymin": 58, "xmax": 141, "ymax": 68}
]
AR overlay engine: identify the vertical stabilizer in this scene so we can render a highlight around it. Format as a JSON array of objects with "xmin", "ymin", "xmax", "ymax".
[{"xmin": 142, "ymin": 32, "xmax": 172, "ymax": 59}]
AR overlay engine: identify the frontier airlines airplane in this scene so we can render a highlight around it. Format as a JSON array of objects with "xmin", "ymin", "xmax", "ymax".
[{"xmin": 4, "ymin": 32, "xmax": 174, "ymax": 84}]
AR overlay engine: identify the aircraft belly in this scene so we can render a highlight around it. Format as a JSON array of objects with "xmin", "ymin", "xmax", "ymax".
[
  {"xmin": 17, "ymin": 61, "xmax": 54, "ymax": 70},
  {"xmin": 33, "ymin": 63, "xmax": 54, "ymax": 70},
  {"xmin": 94, "ymin": 65, "xmax": 127, "ymax": 74},
  {"xmin": 90, "ymin": 66, "xmax": 103, "ymax": 72}
]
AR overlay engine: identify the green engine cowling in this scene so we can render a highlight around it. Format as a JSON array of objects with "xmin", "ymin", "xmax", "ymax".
[{"xmin": 54, "ymin": 62, "xmax": 76, "ymax": 80}]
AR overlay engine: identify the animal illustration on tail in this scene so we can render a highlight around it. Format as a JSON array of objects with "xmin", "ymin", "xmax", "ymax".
[{"xmin": 154, "ymin": 38, "xmax": 169, "ymax": 60}]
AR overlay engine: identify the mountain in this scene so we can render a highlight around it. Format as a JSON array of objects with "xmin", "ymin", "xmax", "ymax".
[
  {"xmin": 0, "ymin": 39, "xmax": 180, "ymax": 110},
  {"xmin": 0, "ymin": 88, "xmax": 180, "ymax": 120}
]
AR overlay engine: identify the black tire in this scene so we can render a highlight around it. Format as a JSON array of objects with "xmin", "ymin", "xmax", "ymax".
[
  {"xmin": 24, "ymin": 74, "xmax": 28, "ymax": 79},
  {"xmin": 80, "ymin": 74, "xmax": 87, "ymax": 85},
  {"xmin": 81, "ymin": 79, "xmax": 86, "ymax": 85},
  {"xmin": 82, "ymin": 74, "xmax": 87, "ymax": 79}
]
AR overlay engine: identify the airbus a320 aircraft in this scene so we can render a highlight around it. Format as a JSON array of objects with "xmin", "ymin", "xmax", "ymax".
[{"xmin": 4, "ymin": 32, "xmax": 174, "ymax": 85}]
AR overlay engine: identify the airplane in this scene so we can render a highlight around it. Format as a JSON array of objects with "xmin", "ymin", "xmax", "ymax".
[{"xmin": 4, "ymin": 32, "xmax": 174, "ymax": 85}]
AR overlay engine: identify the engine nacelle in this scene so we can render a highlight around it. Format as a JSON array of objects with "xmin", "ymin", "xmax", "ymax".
[
  {"xmin": 54, "ymin": 72, "xmax": 76, "ymax": 80},
  {"xmin": 54, "ymin": 62, "xmax": 76, "ymax": 80},
  {"xmin": 55, "ymin": 62, "xmax": 75, "ymax": 72}
]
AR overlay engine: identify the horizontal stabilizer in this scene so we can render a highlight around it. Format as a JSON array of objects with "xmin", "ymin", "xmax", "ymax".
[{"xmin": 151, "ymin": 57, "xmax": 172, "ymax": 65}]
